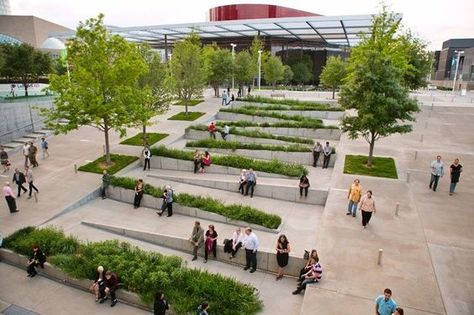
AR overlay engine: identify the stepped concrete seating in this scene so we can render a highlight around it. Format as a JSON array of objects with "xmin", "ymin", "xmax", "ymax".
[
  {"xmin": 105, "ymin": 186, "xmax": 281, "ymax": 233},
  {"xmin": 148, "ymin": 172, "xmax": 328, "ymax": 206},
  {"xmin": 82, "ymin": 221, "xmax": 306, "ymax": 277},
  {"xmin": 242, "ymin": 126, "xmax": 342, "ymax": 140},
  {"xmin": 216, "ymin": 111, "xmax": 287, "ymax": 124},
  {"xmin": 150, "ymin": 156, "xmax": 297, "ymax": 178},
  {"xmin": 185, "ymin": 147, "xmax": 336, "ymax": 167}
]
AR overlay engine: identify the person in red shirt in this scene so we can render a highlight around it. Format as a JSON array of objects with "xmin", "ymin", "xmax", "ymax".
[
  {"xmin": 99, "ymin": 271, "xmax": 119, "ymax": 307},
  {"xmin": 208, "ymin": 122, "xmax": 216, "ymax": 139}
]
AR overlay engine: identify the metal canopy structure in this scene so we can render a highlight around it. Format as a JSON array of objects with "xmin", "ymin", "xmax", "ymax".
[{"xmin": 53, "ymin": 14, "xmax": 401, "ymax": 48}]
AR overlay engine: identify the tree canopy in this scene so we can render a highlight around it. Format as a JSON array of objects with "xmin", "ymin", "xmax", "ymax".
[
  {"xmin": 292, "ymin": 62, "xmax": 313, "ymax": 85},
  {"xmin": 320, "ymin": 56, "xmax": 347, "ymax": 99},
  {"xmin": 42, "ymin": 14, "xmax": 149, "ymax": 164},
  {"xmin": 282, "ymin": 65, "xmax": 294, "ymax": 85},
  {"xmin": 339, "ymin": 8, "xmax": 423, "ymax": 166},
  {"xmin": 203, "ymin": 44, "xmax": 233, "ymax": 96},
  {"xmin": 262, "ymin": 55, "xmax": 285, "ymax": 89},
  {"xmin": 234, "ymin": 50, "xmax": 255, "ymax": 89}
]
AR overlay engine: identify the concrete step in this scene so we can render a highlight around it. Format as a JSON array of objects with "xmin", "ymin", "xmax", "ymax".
[
  {"xmin": 32, "ymin": 130, "xmax": 49, "ymax": 135},
  {"xmin": 11, "ymin": 137, "xmax": 33, "ymax": 144},
  {"xmin": 24, "ymin": 133, "xmax": 42, "ymax": 139},
  {"xmin": 1, "ymin": 142, "xmax": 22, "ymax": 149}
]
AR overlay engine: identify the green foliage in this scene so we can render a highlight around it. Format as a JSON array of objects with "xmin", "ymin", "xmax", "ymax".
[
  {"xmin": 169, "ymin": 33, "xmax": 206, "ymax": 114},
  {"xmin": 343, "ymin": 155, "xmax": 398, "ymax": 179},
  {"xmin": 151, "ymin": 145, "xmax": 308, "ymax": 177},
  {"xmin": 263, "ymin": 55, "xmax": 285, "ymax": 88},
  {"xmin": 120, "ymin": 133, "xmax": 168, "ymax": 146},
  {"xmin": 203, "ymin": 44, "xmax": 233, "ymax": 96},
  {"xmin": 78, "ymin": 154, "xmax": 138, "ymax": 174},
  {"xmin": 186, "ymin": 138, "xmax": 311, "ymax": 152},
  {"xmin": 211, "ymin": 120, "xmax": 336, "ymax": 129},
  {"xmin": 339, "ymin": 8, "xmax": 420, "ymax": 166},
  {"xmin": 291, "ymin": 62, "xmax": 313, "ymax": 84},
  {"xmin": 1, "ymin": 43, "xmax": 51, "ymax": 96},
  {"xmin": 173, "ymin": 99, "xmax": 203, "ymax": 106},
  {"xmin": 399, "ymin": 32, "xmax": 432, "ymax": 90},
  {"xmin": 234, "ymin": 50, "xmax": 255, "ymax": 86},
  {"xmin": 220, "ymin": 107, "xmax": 324, "ymax": 123},
  {"xmin": 41, "ymin": 14, "xmax": 149, "ymax": 164},
  {"xmin": 320, "ymin": 56, "xmax": 347, "ymax": 99},
  {"xmin": 282, "ymin": 65, "xmax": 294, "ymax": 85},
  {"xmin": 238, "ymin": 95, "xmax": 340, "ymax": 109},
  {"xmin": 168, "ymin": 111, "xmax": 205, "ymax": 121},
  {"xmin": 4, "ymin": 227, "xmax": 263, "ymax": 314},
  {"xmin": 188, "ymin": 125, "xmax": 313, "ymax": 144}
]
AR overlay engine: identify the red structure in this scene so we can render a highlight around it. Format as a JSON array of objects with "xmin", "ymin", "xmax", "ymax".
[{"xmin": 209, "ymin": 4, "xmax": 320, "ymax": 21}]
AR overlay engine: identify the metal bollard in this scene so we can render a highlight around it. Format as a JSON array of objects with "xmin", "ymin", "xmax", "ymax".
[
  {"xmin": 425, "ymin": 121, "xmax": 428, "ymax": 129},
  {"xmin": 406, "ymin": 171, "xmax": 411, "ymax": 183},
  {"xmin": 414, "ymin": 150, "xmax": 418, "ymax": 160},
  {"xmin": 377, "ymin": 249, "xmax": 383, "ymax": 265},
  {"xmin": 74, "ymin": 164, "xmax": 77, "ymax": 174},
  {"xmin": 395, "ymin": 202, "xmax": 400, "ymax": 216},
  {"xmin": 420, "ymin": 134, "xmax": 424, "ymax": 143}
]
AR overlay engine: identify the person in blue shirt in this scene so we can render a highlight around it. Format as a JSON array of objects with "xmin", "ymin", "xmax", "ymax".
[{"xmin": 375, "ymin": 288, "xmax": 397, "ymax": 315}]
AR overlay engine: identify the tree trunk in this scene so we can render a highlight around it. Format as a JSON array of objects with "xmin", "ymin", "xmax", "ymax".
[
  {"xmin": 272, "ymin": 81, "xmax": 276, "ymax": 91},
  {"xmin": 142, "ymin": 124, "xmax": 147, "ymax": 145},
  {"xmin": 367, "ymin": 133, "xmax": 375, "ymax": 167},
  {"xmin": 332, "ymin": 86, "xmax": 336, "ymax": 99},
  {"xmin": 185, "ymin": 102, "xmax": 188, "ymax": 115},
  {"xmin": 24, "ymin": 84, "xmax": 28, "ymax": 97},
  {"xmin": 104, "ymin": 120, "xmax": 111, "ymax": 165},
  {"xmin": 214, "ymin": 86, "xmax": 219, "ymax": 97}
]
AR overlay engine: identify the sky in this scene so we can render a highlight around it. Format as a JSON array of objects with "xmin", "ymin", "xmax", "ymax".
[{"xmin": 9, "ymin": 0, "xmax": 474, "ymax": 50}]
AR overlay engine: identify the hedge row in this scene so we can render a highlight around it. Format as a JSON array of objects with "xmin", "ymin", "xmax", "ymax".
[
  {"xmin": 237, "ymin": 104, "xmax": 342, "ymax": 112},
  {"xmin": 212, "ymin": 120, "xmax": 339, "ymax": 130},
  {"xmin": 108, "ymin": 176, "xmax": 282, "ymax": 229},
  {"xmin": 150, "ymin": 145, "xmax": 308, "ymax": 177},
  {"xmin": 220, "ymin": 107, "xmax": 324, "ymax": 123},
  {"xmin": 187, "ymin": 125, "xmax": 314, "ymax": 144},
  {"xmin": 238, "ymin": 95, "xmax": 344, "ymax": 111},
  {"xmin": 3, "ymin": 227, "xmax": 263, "ymax": 314},
  {"xmin": 186, "ymin": 138, "xmax": 312, "ymax": 152}
]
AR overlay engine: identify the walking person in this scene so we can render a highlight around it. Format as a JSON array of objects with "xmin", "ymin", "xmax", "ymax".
[
  {"xmin": 133, "ymin": 179, "xmax": 144, "ymax": 209},
  {"xmin": 229, "ymin": 227, "xmax": 244, "ymax": 259},
  {"xmin": 189, "ymin": 221, "xmax": 204, "ymax": 261},
  {"xmin": 449, "ymin": 158, "xmax": 462, "ymax": 195},
  {"xmin": 204, "ymin": 225, "xmax": 218, "ymax": 263},
  {"xmin": 26, "ymin": 244, "xmax": 46, "ymax": 278},
  {"xmin": 40, "ymin": 137, "xmax": 49, "ymax": 159},
  {"xmin": 312, "ymin": 142, "xmax": 322, "ymax": 167},
  {"xmin": 220, "ymin": 124, "xmax": 230, "ymax": 140},
  {"xmin": 359, "ymin": 190, "xmax": 376, "ymax": 229},
  {"xmin": 143, "ymin": 146, "xmax": 151, "ymax": 171},
  {"xmin": 221, "ymin": 90, "xmax": 227, "ymax": 105},
  {"xmin": 153, "ymin": 291, "xmax": 169, "ymax": 315},
  {"xmin": 322, "ymin": 142, "xmax": 332, "ymax": 168},
  {"xmin": 3, "ymin": 182, "xmax": 19, "ymax": 213},
  {"xmin": 243, "ymin": 227, "xmax": 259, "ymax": 273},
  {"xmin": 208, "ymin": 122, "xmax": 217, "ymax": 139},
  {"xmin": 22, "ymin": 142, "xmax": 30, "ymax": 167},
  {"xmin": 275, "ymin": 235, "xmax": 290, "ymax": 280},
  {"xmin": 0, "ymin": 146, "xmax": 10, "ymax": 173},
  {"xmin": 12, "ymin": 168, "xmax": 27, "ymax": 197},
  {"xmin": 347, "ymin": 179, "xmax": 362, "ymax": 217},
  {"xmin": 429, "ymin": 155, "xmax": 444, "ymax": 192},
  {"xmin": 158, "ymin": 185, "xmax": 173, "ymax": 217},
  {"xmin": 25, "ymin": 166, "xmax": 38, "ymax": 199},
  {"xmin": 101, "ymin": 170, "xmax": 110, "ymax": 199},
  {"xmin": 237, "ymin": 87, "xmax": 242, "ymax": 98},
  {"xmin": 28, "ymin": 142, "xmax": 39, "ymax": 167},
  {"xmin": 375, "ymin": 288, "xmax": 397, "ymax": 315},
  {"xmin": 299, "ymin": 174, "xmax": 310, "ymax": 198},
  {"xmin": 245, "ymin": 169, "xmax": 257, "ymax": 197}
]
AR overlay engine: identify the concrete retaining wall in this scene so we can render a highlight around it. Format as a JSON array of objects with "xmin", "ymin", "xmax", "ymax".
[
  {"xmin": 0, "ymin": 98, "xmax": 54, "ymax": 144},
  {"xmin": 0, "ymin": 248, "xmax": 150, "ymax": 311},
  {"xmin": 82, "ymin": 221, "xmax": 306, "ymax": 278},
  {"xmin": 242, "ymin": 126, "xmax": 342, "ymax": 140},
  {"xmin": 185, "ymin": 128, "xmax": 306, "ymax": 146},
  {"xmin": 106, "ymin": 186, "xmax": 282, "ymax": 233},
  {"xmin": 150, "ymin": 156, "xmax": 296, "ymax": 178},
  {"xmin": 186, "ymin": 147, "xmax": 336, "ymax": 167},
  {"xmin": 149, "ymin": 173, "xmax": 328, "ymax": 206}
]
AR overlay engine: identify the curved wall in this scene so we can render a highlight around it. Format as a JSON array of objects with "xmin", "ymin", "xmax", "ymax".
[{"xmin": 209, "ymin": 4, "xmax": 320, "ymax": 21}]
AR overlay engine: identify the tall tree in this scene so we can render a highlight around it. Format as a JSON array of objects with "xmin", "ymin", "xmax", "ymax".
[
  {"xmin": 249, "ymin": 36, "xmax": 270, "ymax": 85},
  {"xmin": 169, "ymin": 33, "xmax": 206, "ymax": 114},
  {"xmin": 320, "ymin": 56, "xmax": 347, "ymax": 99},
  {"xmin": 134, "ymin": 46, "xmax": 171, "ymax": 143},
  {"xmin": 282, "ymin": 65, "xmax": 294, "ymax": 85},
  {"xmin": 339, "ymin": 8, "xmax": 422, "ymax": 167},
  {"xmin": 203, "ymin": 44, "xmax": 233, "ymax": 97},
  {"xmin": 234, "ymin": 50, "xmax": 255, "ymax": 93},
  {"xmin": 41, "ymin": 14, "xmax": 148, "ymax": 165},
  {"xmin": 2, "ymin": 43, "xmax": 51, "ymax": 96},
  {"xmin": 262, "ymin": 55, "xmax": 285, "ymax": 89},
  {"xmin": 292, "ymin": 62, "xmax": 313, "ymax": 85},
  {"xmin": 398, "ymin": 32, "xmax": 432, "ymax": 90}
]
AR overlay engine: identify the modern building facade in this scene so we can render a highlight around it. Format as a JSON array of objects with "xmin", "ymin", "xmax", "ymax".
[
  {"xmin": 0, "ymin": 0, "xmax": 11, "ymax": 15},
  {"xmin": 431, "ymin": 38, "xmax": 474, "ymax": 90}
]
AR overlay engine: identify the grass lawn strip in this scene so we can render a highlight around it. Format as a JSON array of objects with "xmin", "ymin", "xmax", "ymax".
[
  {"xmin": 212, "ymin": 120, "xmax": 338, "ymax": 129},
  {"xmin": 186, "ymin": 138, "xmax": 311, "ymax": 152},
  {"xmin": 168, "ymin": 111, "xmax": 205, "ymax": 121},
  {"xmin": 173, "ymin": 99, "xmax": 204, "ymax": 106},
  {"xmin": 120, "ymin": 133, "xmax": 169, "ymax": 146},
  {"xmin": 78, "ymin": 154, "xmax": 138, "ymax": 175},
  {"xmin": 343, "ymin": 155, "xmax": 398, "ymax": 179},
  {"xmin": 238, "ymin": 95, "xmax": 343, "ymax": 111},
  {"xmin": 220, "ymin": 107, "xmax": 323, "ymax": 123}
]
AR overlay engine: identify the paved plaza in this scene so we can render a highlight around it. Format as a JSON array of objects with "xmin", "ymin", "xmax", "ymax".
[{"xmin": 0, "ymin": 90, "xmax": 473, "ymax": 314}]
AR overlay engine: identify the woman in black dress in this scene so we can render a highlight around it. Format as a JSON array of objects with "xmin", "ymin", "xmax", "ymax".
[
  {"xmin": 133, "ymin": 179, "xmax": 144, "ymax": 209},
  {"xmin": 449, "ymin": 158, "xmax": 462, "ymax": 195},
  {"xmin": 275, "ymin": 234, "xmax": 290, "ymax": 280},
  {"xmin": 204, "ymin": 225, "xmax": 218, "ymax": 263}
]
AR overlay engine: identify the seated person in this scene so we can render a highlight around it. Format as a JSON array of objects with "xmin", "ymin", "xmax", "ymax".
[
  {"xmin": 99, "ymin": 271, "xmax": 119, "ymax": 307},
  {"xmin": 27, "ymin": 244, "xmax": 46, "ymax": 278},
  {"xmin": 244, "ymin": 169, "xmax": 257, "ymax": 197},
  {"xmin": 90, "ymin": 265, "xmax": 106, "ymax": 301},
  {"xmin": 299, "ymin": 175, "xmax": 310, "ymax": 197},
  {"xmin": 299, "ymin": 249, "xmax": 318, "ymax": 278},
  {"xmin": 229, "ymin": 227, "xmax": 244, "ymax": 259},
  {"xmin": 292, "ymin": 255, "xmax": 322, "ymax": 295},
  {"xmin": 238, "ymin": 169, "xmax": 247, "ymax": 195},
  {"xmin": 200, "ymin": 151, "xmax": 211, "ymax": 173},
  {"xmin": 193, "ymin": 150, "xmax": 203, "ymax": 174}
]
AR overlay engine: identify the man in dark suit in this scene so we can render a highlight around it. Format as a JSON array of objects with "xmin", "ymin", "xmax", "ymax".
[{"xmin": 12, "ymin": 168, "xmax": 27, "ymax": 197}]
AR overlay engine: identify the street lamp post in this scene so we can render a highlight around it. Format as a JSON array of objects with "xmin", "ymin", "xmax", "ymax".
[
  {"xmin": 452, "ymin": 50, "xmax": 464, "ymax": 92},
  {"xmin": 257, "ymin": 50, "xmax": 262, "ymax": 90},
  {"xmin": 230, "ymin": 43, "xmax": 236, "ymax": 91}
]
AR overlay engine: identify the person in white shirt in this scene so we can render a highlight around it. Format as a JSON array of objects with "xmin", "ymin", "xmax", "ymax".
[
  {"xmin": 229, "ymin": 228, "xmax": 244, "ymax": 259},
  {"xmin": 22, "ymin": 142, "xmax": 30, "ymax": 167},
  {"xmin": 429, "ymin": 155, "xmax": 444, "ymax": 192},
  {"xmin": 243, "ymin": 227, "xmax": 259, "ymax": 273},
  {"xmin": 322, "ymin": 142, "xmax": 332, "ymax": 169},
  {"xmin": 25, "ymin": 166, "xmax": 38, "ymax": 199},
  {"xmin": 143, "ymin": 146, "xmax": 151, "ymax": 171},
  {"xmin": 220, "ymin": 125, "xmax": 230, "ymax": 141}
]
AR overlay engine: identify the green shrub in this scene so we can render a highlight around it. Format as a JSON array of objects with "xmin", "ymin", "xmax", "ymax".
[
  {"xmin": 78, "ymin": 154, "xmax": 139, "ymax": 175},
  {"xmin": 344, "ymin": 155, "xmax": 398, "ymax": 179},
  {"xmin": 151, "ymin": 145, "xmax": 308, "ymax": 177},
  {"xmin": 168, "ymin": 112, "xmax": 205, "ymax": 121},
  {"xmin": 220, "ymin": 107, "xmax": 324, "ymax": 123},
  {"xmin": 186, "ymin": 138, "xmax": 311, "ymax": 152},
  {"xmin": 173, "ymin": 99, "xmax": 204, "ymax": 106},
  {"xmin": 238, "ymin": 104, "xmax": 343, "ymax": 112},
  {"xmin": 108, "ymin": 176, "xmax": 282, "ymax": 229},
  {"xmin": 211, "ymin": 120, "xmax": 338, "ymax": 129},
  {"xmin": 187, "ymin": 125, "xmax": 314, "ymax": 144},
  {"xmin": 238, "ymin": 95, "xmax": 344, "ymax": 111},
  {"xmin": 120, "ymin": 133, "xmax": 169, "ymax": 146},
  {"xmin": 4, "ymin": 227, "xmax": 263, "ymax": 314}
]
